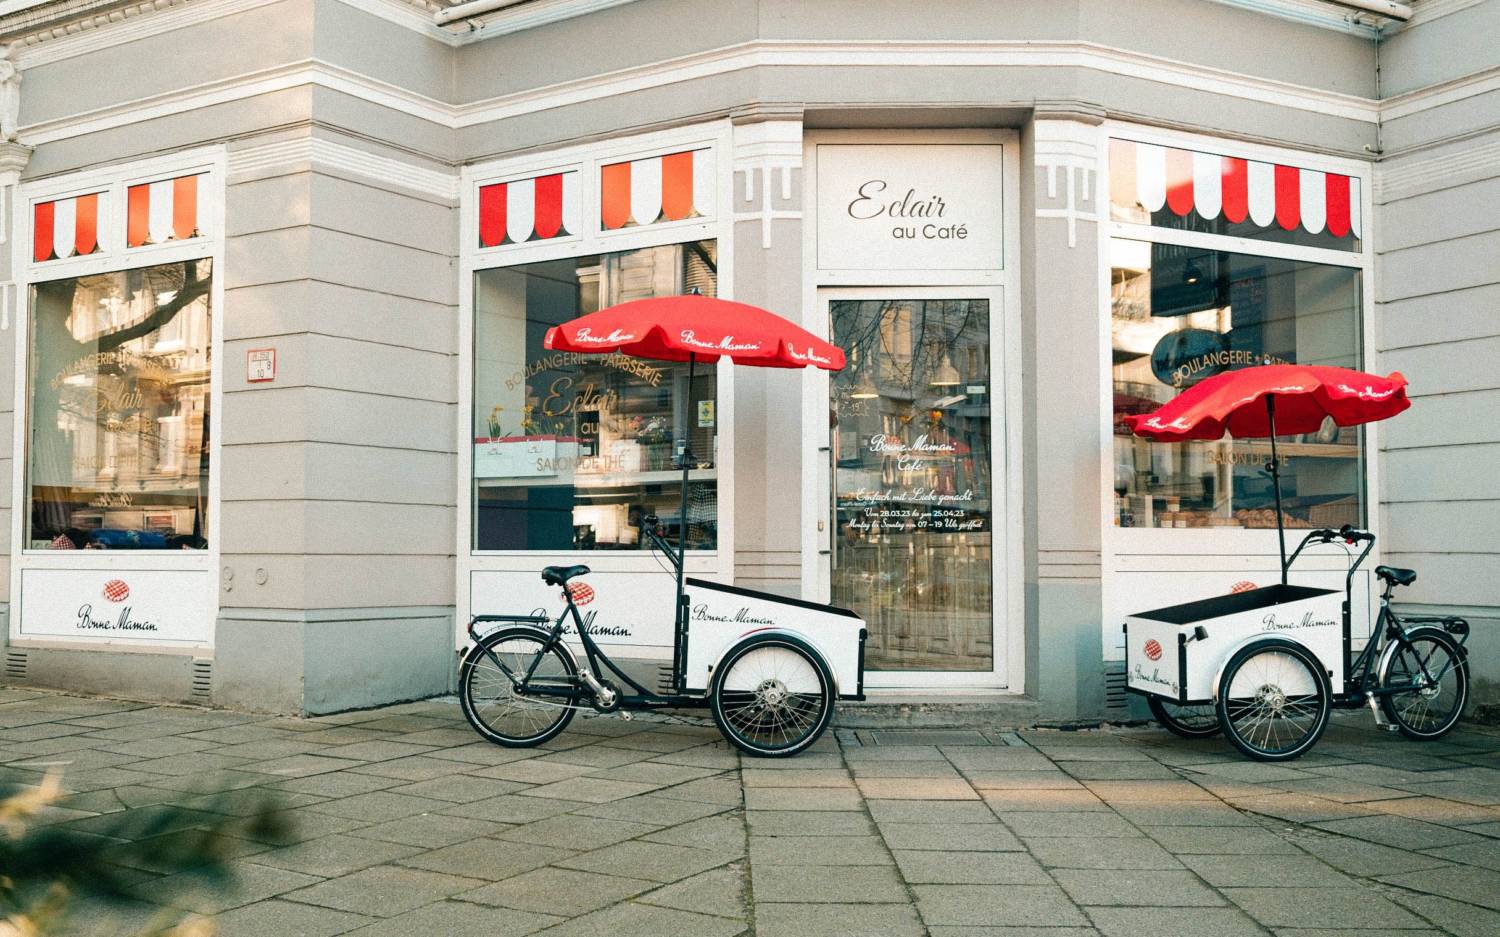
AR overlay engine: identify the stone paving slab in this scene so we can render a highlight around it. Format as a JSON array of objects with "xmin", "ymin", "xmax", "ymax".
[{"xmin": 4, "ymin": 686, "xmax": 1500, "ymax": 936}]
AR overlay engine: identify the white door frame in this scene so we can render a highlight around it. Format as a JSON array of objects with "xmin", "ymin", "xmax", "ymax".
[
  {"xmin": 799, "ymin": 128, "xmax": 1023, "ymax": 693},
  {"xmin": 809, "ymin": 285, "xmax": 1021, "ymax": 691}
]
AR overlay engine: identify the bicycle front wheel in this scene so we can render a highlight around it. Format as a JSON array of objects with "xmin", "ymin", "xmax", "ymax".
[
  {"xmin": 711, "ymin": 636, "xmax": 834, "ymax": 758},
  {"xmin": 1215, "ymin": 639, "xmax": 1330, "ymax": 761},
  {"xmin": 460, "ymin": 627, "xmax": 577, "ymax": 747},
  {"xmin": 1379, "ymin": 628, "xmax": 1469, "ymax": 740}
]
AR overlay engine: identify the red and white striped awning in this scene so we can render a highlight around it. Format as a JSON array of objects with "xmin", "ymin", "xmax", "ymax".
[
  {"xmin": 33, "ymin": 192, "xmax": 102, "ymax": 262},
  {"xmin": 127, "ymin": 174, "xmax": 203, "ymax": 248},
  {"xmin": 1114, "ymin": 140, "xmax": 1361, "ymax": 239},
  {"xmin": 601, "ymin": 149, "xmax": 712, "ymax": 231},
  {"xmin": 478, "ymin": 171, "xmax": 581, "ymax": 247}
]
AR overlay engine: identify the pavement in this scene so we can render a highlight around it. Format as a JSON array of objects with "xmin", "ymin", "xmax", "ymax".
[{"xmin": 4, "ymin": 687, "xmax": 1500, "ymax": 936}]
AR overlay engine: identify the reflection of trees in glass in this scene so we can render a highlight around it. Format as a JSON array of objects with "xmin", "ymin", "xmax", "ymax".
[{"xmin": 28, "ymin": 260, "xmax": 212, "ymax": 547}]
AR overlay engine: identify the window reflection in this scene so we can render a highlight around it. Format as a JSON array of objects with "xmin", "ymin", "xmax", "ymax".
[
  {"xmin": 27, "ymin": 260, "xmax": 213, "ymax": 550},
  {"xmin": 831, "ymin": 299, "xmax": 993, "ymax": 672},
  {"xmin": 472, "ymin": 241, "xmax": 718, "ymax": 552},
  {"xmin": 1110, "ymin": 239, "xmax": 1364, "ymax": 530}
]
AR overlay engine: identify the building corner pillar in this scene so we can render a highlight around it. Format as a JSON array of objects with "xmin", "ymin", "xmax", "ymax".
[
  {"xmin": 1024, "ymin": 105, "xmax": 1110, "ymax": 721},
  {"xmin": 0, "ymin": 141, "xmax": 31, "ymax": 653},
  {"xmin": 728, "ymin": 106, "xmax": 806, "ymax": 597}
]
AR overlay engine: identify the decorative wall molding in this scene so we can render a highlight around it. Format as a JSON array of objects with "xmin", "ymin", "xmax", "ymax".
[
  {"xmin": 1375, "ymin": 135, "xmax": 1500, "ymax": 203},
  {"xmin": 730, "ymin": 117, "xmax": 800, "ymax": 250},
  {"xmin": 16, "ymin": 39, "xmax": 1389, "ymax": 149},
  {"xmin": 227, "ymin": 134, "xmax": 459, "ymax": 201},
  {"xmin": 1033, "ymin": 118, "xmax": 1099, "ymax": 249},
  {"xmin": 1380, "ymin": 65, "xmax": 1500, "ymax": 123},
  {"xmin": 10, "ymin": 0, "xmax": 283, "ymax": 67}
]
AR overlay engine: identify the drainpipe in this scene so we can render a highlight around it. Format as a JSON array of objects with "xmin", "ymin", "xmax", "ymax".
[
  {"xmin": 434, "ymin": 0, "xmax": 534, "ymax": 27},
  {"xmin": 1330, "ymin": 0, "xmax": 1413, "ymax": 20}
]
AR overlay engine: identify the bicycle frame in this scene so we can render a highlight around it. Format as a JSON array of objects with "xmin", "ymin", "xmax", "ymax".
[
  {"xmin": 1281, "ymin": 528, "xmax": 1469, "ymax": 707},
  {"xmin": 465, "ymin": 521, "xmax": 705, "ymax": 712}
]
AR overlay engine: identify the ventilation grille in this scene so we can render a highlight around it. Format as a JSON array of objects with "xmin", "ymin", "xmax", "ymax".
[
  {"xmin": 1104, "ymin": 664, "xmax": 1129, "ymax": 714},
  {"xmin": 655, "ymin": 663, "xmax": 675, "ymax": 695},
  {"xmin": 190, "ymin": 659, "xmax": 212, "ymax": 699},
  {"xmin": 4, "ymin": 649, "xmax": 26, "ymax": 680}
]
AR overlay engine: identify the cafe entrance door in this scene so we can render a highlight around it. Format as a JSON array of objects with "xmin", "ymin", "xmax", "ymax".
[{"xmin": 818, "ymin": 287, "xmax": 1011, "ymax": 689}]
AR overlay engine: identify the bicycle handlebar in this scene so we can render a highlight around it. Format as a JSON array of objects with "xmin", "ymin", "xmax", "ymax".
[{"xmin": 1302, "ymin": 524, "xmax": 1375, "ymax": 547}]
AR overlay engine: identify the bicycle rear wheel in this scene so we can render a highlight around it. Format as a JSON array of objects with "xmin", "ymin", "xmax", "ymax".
[
  {"xmin": 1148, "ymin": 697, "xmax": 1221, "ymax": 739},
  {"xmin": 460, "ymin": 627, "xmax": 577, "ymax": 747},
  {"xmin": 1379, "ymin": 628, "xmax": 1469, "ymax": 740}
]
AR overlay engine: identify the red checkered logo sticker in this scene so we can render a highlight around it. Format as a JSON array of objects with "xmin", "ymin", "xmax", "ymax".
[
  {"xmin": 1230, "ymin": 581, "xmax": 1257, "ymax": 594},
  {"xmin": 566, "ymin": 582, "xmax": 595, "ymax": 606},
  {"xmin": 102, "ymin": 579, "xmax": 130, "ymax": 603},
  {"xmin": 1143, "ymin": 639, "xmax": 1163, "ymax": 662}
]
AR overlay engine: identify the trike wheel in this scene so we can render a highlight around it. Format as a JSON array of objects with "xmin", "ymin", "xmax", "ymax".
[
  {"xmin": 1379, "ymin": 628, "xmax": 1469, "ymax": 740},
  {"xmin": 1215, "ymin": 639, "xmax": 1330, "ymax": 761},
  {"xmin": 1148, "ymin": 697, "xmax": 1222, "ymax": 739},
  {"xmin": 711, "ymin": 636, "xmax": 834, "ymax": 758},
  {"xmin": 460, "ymin": 627, "xmax": 577, "ymax": 747}
]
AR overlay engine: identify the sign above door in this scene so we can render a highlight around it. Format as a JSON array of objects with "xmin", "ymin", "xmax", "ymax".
[{"xmin": 815, "ymin": 144, "xmax": 1004, "ymax": 273}]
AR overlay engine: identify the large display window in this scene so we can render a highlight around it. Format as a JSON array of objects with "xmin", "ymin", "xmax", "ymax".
[
  {"xmin": 472, "ymin": 241, "xmax": 718, "ymax": 552},
  {"xmin": 25, "ymin": 259, "xmax": 213, "ymax": 550},
  {"xmin": 1109, "ymin": 239, "xmax": 1363, "ymax": 531}
]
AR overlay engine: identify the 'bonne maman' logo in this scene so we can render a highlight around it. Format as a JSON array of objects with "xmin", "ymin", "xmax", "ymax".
[
  {"xmin": 1143, "ymin": 639, "xmax": 1163, "ymax": 662},
  {"xmin": 102, "ymin": 579, "xmax": 130, "ymax": 603},
  {"xmin": 565, "ymin": 582, "xmax": 595, "ymax": 606},
  {"xmin": 573, "ymin": 327, "xmax": 636, "ymax": 344},
  {"xmin": 678, "ymin": 329, "xmax": 762, "ymax": 353}
]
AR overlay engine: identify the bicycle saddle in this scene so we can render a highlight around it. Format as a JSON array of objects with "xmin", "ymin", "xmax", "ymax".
[
  {"xmin": 1375, "ymin": 565, "xmax": 1417, "ymax": 587},
  {"xmin": 541, "ymin": 564, "xmax": 590, "ymax": 586}
]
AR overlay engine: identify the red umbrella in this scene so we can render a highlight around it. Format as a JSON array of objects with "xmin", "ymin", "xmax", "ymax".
[
  {"xmin": 543, "ymin": 293, "xmax": 845, "ymax": 690},
  {"xmin": 545, "ymin": 294, "xmax": 846, "ymax": 370},
  {"xmin": 1124, "ymin": 363, "xmax": 1410, "ymax": 583}
]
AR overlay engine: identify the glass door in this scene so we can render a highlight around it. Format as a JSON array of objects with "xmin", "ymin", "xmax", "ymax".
[{"xmin": 825, "ymin": 291, "xmax": 1006, "ymax": 687}]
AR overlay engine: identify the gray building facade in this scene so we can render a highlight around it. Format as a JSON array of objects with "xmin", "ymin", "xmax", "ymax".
[{"xmin": 0, "ymin": 0, "xmax": 1493, "ymax": 722}]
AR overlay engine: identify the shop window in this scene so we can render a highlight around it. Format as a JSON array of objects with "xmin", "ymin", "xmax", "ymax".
[
  {"xmin": 472, "ymin": 241, "xmax": 718, "ymax": 551},
  {"xmin": 26, "ymin": 259, "xmax": 213, "ymax": 549},
  {"xmin": 1110, "ymin": 238, "xmax": 1364, "ymax": 530}
]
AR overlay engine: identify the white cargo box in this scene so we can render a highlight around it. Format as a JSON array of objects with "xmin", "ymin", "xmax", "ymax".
[
  {"xmin": 1124, "ymin": 584, "xmax": 1345, "ymax": 704},
  {"xmin": 681, "ymin": 578, "xmax": 866, "ymax": 700}
]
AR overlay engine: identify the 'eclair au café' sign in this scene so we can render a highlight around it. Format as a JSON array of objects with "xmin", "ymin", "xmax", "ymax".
[{"xmin": 816, "ymin": 143, "xmax": 1004, "ymax": 271}]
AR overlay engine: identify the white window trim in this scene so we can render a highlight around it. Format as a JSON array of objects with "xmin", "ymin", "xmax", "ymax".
[
  {"xmin": 1097, "ymin": 121, "xmax": 1378, "ymax": 661},
  {"xmin": 9, "ymin": 145, "xmax": 227, "ymax": 651},
  {"xmin": 455, "ymin": 121, "xmax": 736, "ymax": 645}
]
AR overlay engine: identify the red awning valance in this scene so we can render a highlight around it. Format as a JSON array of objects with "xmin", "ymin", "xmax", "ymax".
[{"xmin": 1112, "ymin": 140, "xmax": 1361, "ymax": 241}]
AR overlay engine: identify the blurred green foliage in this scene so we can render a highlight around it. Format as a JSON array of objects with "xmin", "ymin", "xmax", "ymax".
[{"xmin": 0, "ymin": 771, "xmax": 290, "ymax": 936}]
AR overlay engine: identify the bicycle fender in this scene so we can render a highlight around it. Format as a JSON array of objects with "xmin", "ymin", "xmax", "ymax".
[
  {"xmin": 711, "ymin": 629, "xmax": 840, "ymax": 698},
  {"xmin": 1375, "ymin": 625, "xmax": 1467, "ymax": 686},
  {"xmin": 468, "ymin": 624, "xmax": 579, "ymax": 678}
]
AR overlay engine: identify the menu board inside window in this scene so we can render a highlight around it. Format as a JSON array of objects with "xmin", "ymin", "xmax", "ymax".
[
  {"xmin": 472, "ymin": 241, "xmax": 718, "ymax": 552},
  {"xmin": 27, "ymin": 259, "xmax": 213, "ymax": 550}
]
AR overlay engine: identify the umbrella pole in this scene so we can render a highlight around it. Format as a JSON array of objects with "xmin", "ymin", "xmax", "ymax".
[
  {"xmin": 1266, "ymin": 395, "xmax": 1288, "ymax": 586},
  {"xmin": 672, "ymin": 352, "xmax": 695, "ymax": 692}
]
